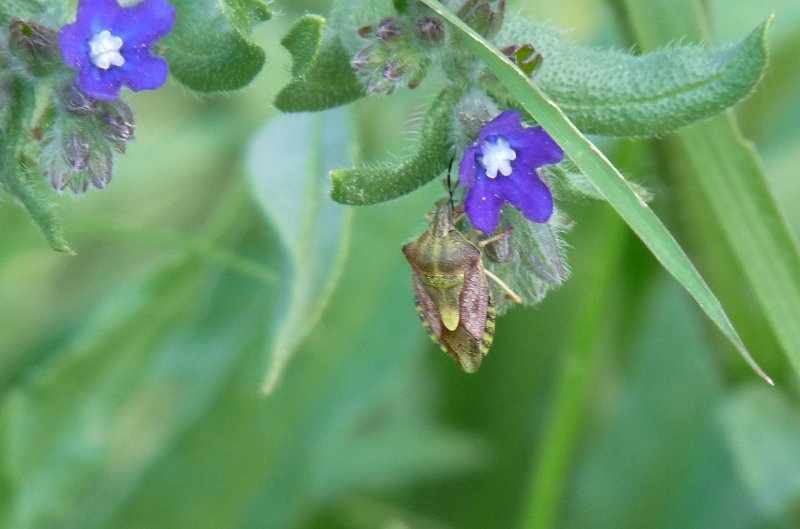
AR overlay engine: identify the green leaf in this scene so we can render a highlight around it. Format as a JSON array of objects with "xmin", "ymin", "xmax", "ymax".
[
  {"xmin": 247, "ymin": 108, "xmax": 352, "ymax": 393},
  {"xmin": 0, "ymin": 80, "xmax": 70, "ymax": 253},
  {"xmin": 620, "ymin": 0, "xmax": 800, "ymax": 383},
  {"xmin": 489, "ymin": 15, "xmax": 770, "ymax": 136},
  {"xmin": 419, "ymin": 0, "xmax": 772, "ymax": 384},
  {"xmin": 163, "ymin": 0, "xmax": 270, "ymax": 92},
  {"xmin": 560, "ymin": 281, "xmax": 761, "ymax": 529},
  {"xmin": 274, "ymin": 15, "xmax": 365, "ymax": 112},
  {"xmin": 330, "ymin": 83, "xmax": 463, "ymax": 205},
  {"xmin": 0, "ymin": 0, "xmax": 67, "ymax": 26},
  {"xmin": 721, "ymin": 386, "xmax": 800, "ymax": 523}
]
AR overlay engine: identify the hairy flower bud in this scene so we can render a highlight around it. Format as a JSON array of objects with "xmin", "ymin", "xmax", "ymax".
[
  {"xmin": 89, "ymin": 148, "xmax": 113, "ymax": 189},
  {"xmin": 8, "ymin": 18, "xmax": 61, "ymax": 76},
  {"xmin": 375, "ymin": 17, "xmax": 404, "ymax": 42},
  {"xmin": 60, "ymin": 82, "xmax": 98, "ymax": 114},
  {"xmin": 100, "ymin": 101, "xmax": 135, "ymax": 143},
  {"xmin": 351, "ymin": 46, "xmax": 375, "ymax": 71},
  {"xmin": 382, "ymin": 58, "xmax": 405, "ymax": 82},
  {"xmin": 62, "ymin": 130, "xmax": 91, "ymax": 172},
  {"xmin": 416, "ymin": 17, "xmax": 445, "ymax": 44}
]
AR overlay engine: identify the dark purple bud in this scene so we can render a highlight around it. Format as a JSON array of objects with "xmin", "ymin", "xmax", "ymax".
[
  {"xmin": 60, "ymin": 83, "xmax": 97, "ymax": 115},
  {"xmin": 375, "ymin": 17, "xmax": 404, "ymax": 41},
  {"xmin": 90, "ymin": 150, "xmax": 113, "ymax": 189},
  {"xmin": 382, "ymin": 58, "xmax": 405, "ymax": 81},
  {"xmin": 62, "ymin": 131, "xmax": 91, "ymax": 172},
  {"xmin": 416, "ymin": 17, "xmax": 445, "ymax": 44},
  {"xmin": 100, "ymin": 101, "xmax": 135, "ymax": 143},
  {"xmin": 351, "ymin": 46, "xmax": 374, "ymax": 71},
  {"xmin": 8, "ymin": 18, "xmax": 60, "ymax": 76}
]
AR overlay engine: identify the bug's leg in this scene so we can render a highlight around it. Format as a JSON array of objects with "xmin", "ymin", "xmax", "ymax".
[
  {"xmin": 476, "ymin": 226, "xmax": 513, "ymax": 248},
  {"xmin": 483, "ymin": 269, "xmax": 523, "ymax": 304}
]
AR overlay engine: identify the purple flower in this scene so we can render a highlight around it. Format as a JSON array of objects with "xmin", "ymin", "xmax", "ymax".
[
  {"xmin": 459, "ymin": 110, "xmax": 564, "ymax": 233},
  {"xmin": 60, "ymin": 0, "xmax": 176, "ymax": 100}
]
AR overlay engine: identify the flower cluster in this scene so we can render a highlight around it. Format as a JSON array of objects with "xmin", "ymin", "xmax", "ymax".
[
  {"xmin": 60, "ymin": 0, "xmax": 176, "ymax": 100},
  {"xmin": 459, "ymin": 110, "xmax": 564, "ymax": 233}
]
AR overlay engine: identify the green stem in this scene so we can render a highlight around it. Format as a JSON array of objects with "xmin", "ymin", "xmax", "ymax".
[{"xmin": 518, "ymin": 209, "xmax": 626, "ymax": 529}]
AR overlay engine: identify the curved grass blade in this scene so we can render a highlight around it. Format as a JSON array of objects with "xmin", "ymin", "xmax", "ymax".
[{"xmin": 419, "ymin": 0, "xmax": 771, "ymax": 384}]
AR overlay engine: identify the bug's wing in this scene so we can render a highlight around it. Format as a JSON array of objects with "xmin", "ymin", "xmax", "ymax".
[
  {"xmin": 412, "ymin": 273, "xmax": 444, "ymax": 346},
  {"xmin": 459, "ymin": 262, "xmax": 490, "ymax": 341}
]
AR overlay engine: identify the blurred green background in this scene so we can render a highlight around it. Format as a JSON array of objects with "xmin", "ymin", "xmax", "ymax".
[{"xmin": 3, "ymin": 0, "xmax": 800, "ymax": 528}]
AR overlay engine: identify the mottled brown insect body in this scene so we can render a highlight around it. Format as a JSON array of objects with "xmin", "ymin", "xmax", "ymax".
[{"xmin": 402, "ymin": 204, "xmax": 495, "ymax": 373}]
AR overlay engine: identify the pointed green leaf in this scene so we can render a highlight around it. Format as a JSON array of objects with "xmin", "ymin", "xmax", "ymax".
[
  {"xmin": 0, "ymin": 80, "xmax": 70, "ymax": 253},
  {"xmin": 247, "ymin": 109, "xmax": 352, "ymax": 393},
  {"xmin": 275, "ymin": 15, "xmax": 365, "ymax": 112},
  {"xmin": 490, "ymin": 16, "xmax": 770, "ymax": 136},
  {"xmin": 164, "ymin": 0, "xmax": 270, "ymax": 92},
  {"xmin": 419, "ymin": 0, "xmax": 771, "ymax": 383},
  {"xmin": 330, "ymin": 84, "xmax": 463, "ymax": 205},
  {"xmin": 621, "ymin": 1, "xmax": 800, "ymax": 383}
]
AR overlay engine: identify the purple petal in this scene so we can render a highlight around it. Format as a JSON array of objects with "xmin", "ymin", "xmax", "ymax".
[
  {"xmin": 459, "ymin": 145, "xmax": 480, "ymax": 188},
  {"xmin": 78, "ymin": 65, "xmax": 123, "ymax": 100},
  {"xmin": 509, "ymin": 126, "xmax": 564, "ymax": 168},
  {"xmin": 121, "ymin": 52, "xmax": 169, "ymax": 91},
  {"xmin": 111, "ymin": 0, "xmax": 176, "ymax": 46},
  {"xmin": 478, "ymin": 110, "xmax": 522, "ymax": 142},
  {"xmin": 464, "ymin": 178, "xmax": 505, "ymax": 233},
  {"xmin": 59, "ymin": 22, "xmax": 89, "ymax": 69},
  {"xmin": 76, "ymin": 0, "xmax": 122, "ymax": 33},
  {"xmin": 500, "ymin": 170, "xmax": 553, "ymax": 223}
]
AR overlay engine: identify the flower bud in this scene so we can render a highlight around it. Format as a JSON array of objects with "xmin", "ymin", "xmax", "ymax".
[
  {"xmin": 375, "ymin": 17, "xmax": 404, "ymax": 42},
  {"xmin": 416, "ymin": 17, "xmax": 445, "ymax": 45},
  {"xmin": 501, "ymin": 44, "xmax": 542, "ymax": 76},
  {"xmin": 463, "ymin": 0, "xmax": 505, "ymax": 38},
  {"xmin": 351, "ymin": 46, "xmax": 375, "ymax": 71},
  {"xmin": 8, "ymin": 18, "xmax": 61, "ymax": 76},
  {"xmin": 60, "ymin": 83, "xmax": 97, "ymax": 115},
  {"xmin": 89, "ymin": 149, "xmax": 113, "ymax": 189},
  {"xmin": 100, "ymin": 101, "xmax": 135, "ymax": 143},
  {"xmin": 62, "ymin": 130, "xmax": 91, "ymax": 172},
  {"xmin": 382, "ymin": 58, "xmax": 405, "ymax": 82}
]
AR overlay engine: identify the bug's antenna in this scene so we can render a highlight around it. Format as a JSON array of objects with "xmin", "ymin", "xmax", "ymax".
[{"xmin": 446, "ymin": 157, "xmax": 455, "ymax": 209}]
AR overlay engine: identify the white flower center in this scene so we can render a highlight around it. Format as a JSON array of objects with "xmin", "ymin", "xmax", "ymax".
[
  {"xmin": 89, "ymin": 30, "xmax": 125, "ymax": 70},
  {"xmin": 479, "ymin": 136, "xmax": 516, "ymax": 178}
]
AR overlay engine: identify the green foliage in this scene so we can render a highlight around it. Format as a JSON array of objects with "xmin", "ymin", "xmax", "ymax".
[
  {"xmin": 621, "ymin": 0, "xmax": 800, "ymax": 389},
  {"xmin": 492, "ymin": 16, "xmax": 771, "ymax": 136},
  {"xmin": 274, "ymin": 15, "xmax": 365, "ymax": 112},
  {"xmin": 0, "ymin": 0, "xmax": 67, "ymax": 26},
  {"xmin": 247, "ymin": 108, "xmax": 352, "ymax": 392},
  {"xmin": 330, "ymin": 83, "xmax": 463, "ymax": 205},
  {"xmin": 163, "ymin": 0, "xmax": 270, "ymax": 92},
  {"xmin": 484, "ymin": 207, "xmax": 569, "ymax": 314},
  {"xmin": 0, "ymin": 79, "xmax": 69, "ymax": 252},
  {"xmin": 721, "ymin": 386, "xmax": 800, "ymax": 524},
  {"xmin": 420, "ymin": 0, "xmax": 771, "ymax": 383}
]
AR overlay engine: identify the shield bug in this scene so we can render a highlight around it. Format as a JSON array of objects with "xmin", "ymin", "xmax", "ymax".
[{"xmin": 402, "ymin": 202, "xmax": 520, "ymax": 373}]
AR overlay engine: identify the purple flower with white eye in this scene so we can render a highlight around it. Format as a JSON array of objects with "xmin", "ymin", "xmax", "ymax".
[
  {"xmin": 60, "ymin": 0, "xmax": 176, "ymax": 101},
  {"xmin": 459, "ymin": 110, "xmax": 564, "ymax": 233}
]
